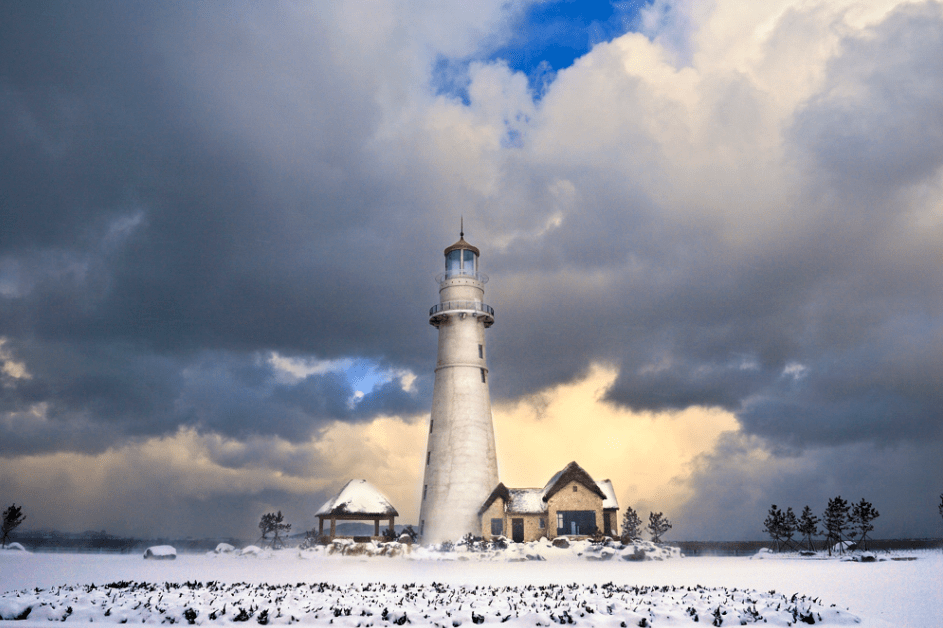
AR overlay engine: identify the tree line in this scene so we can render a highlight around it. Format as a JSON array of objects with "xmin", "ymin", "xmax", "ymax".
[{"xmin": 763, "ymin": 497, "xmax": 879, "ymax": 554}]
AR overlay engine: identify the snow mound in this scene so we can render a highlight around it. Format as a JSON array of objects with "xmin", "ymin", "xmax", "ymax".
[
  {"xmin": 0, "ymin": 580, "xmax": 861, "ymax": 625},
  {"xmin": 0, "ymin": 542, "xmax": 27, "ymax": 552},
  {"xmin": 142, "ymin": 545, "xmax": 176, "ymax": 560},
  {"xmin": 237, "ymin": 545, "xmax": 265, "ymax": 557},
  {"xmin": 214, "ymin": 543, "xmax": 236, "ymax": 554}
]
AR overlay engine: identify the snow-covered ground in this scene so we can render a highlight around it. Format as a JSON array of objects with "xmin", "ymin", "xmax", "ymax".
[{"xmin": 1, "ymin": 545, "xmax": 939, "ymax": 627}]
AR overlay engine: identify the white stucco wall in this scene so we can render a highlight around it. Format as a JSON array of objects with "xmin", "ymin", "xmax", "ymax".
[{"xmin": 419, "ymin": 272, "xmax": 499, "ymax": 544}]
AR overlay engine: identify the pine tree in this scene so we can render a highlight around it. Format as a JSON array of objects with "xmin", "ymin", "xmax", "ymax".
[
  {"xmin": 647, "ymin": 512, "xmax": 672, "ymax": 544},
  {"xmin": 782, "ymin": 507, "xmax": 798, "ymax": 551},
  {"xmin": 823, "ymin": 496, "xmax": 850, "ymax": 555},
  {"xmin": 1, "ymin": 504, "xmax": 26, "ymax": 548},
  {"xmin": 621, "ymin": 506, "xmax": 643, "ymax": 543},
  {"xmin": 850, "ymin": 498, "xmax": 879, "ymax": 551},
  {"xmin": 258, "ymin": 511, "xmax": 291, "ymax": 549},
  {"xmin": 797, "ymin": 505, "xmax": 820, "ymax": 552},
  {"xmin": 763, "ymin": 505, "xmax": 785, "ymax": 552}
]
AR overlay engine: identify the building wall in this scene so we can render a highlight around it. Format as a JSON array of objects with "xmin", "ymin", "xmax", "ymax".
[
  {"xmin": 420, "ymin": 272, "xmax": 499, "ymax": 544},
  {"xmin": 480, "ymin": 499, "xmax": 505, "ymax": 539},
  {"xmin": 546, "ymin": 481, "xmax": 603, "ymax": 537},
  {"xmin": 515, "ymin": 513, "xmax": 549, "ymax": 541}
]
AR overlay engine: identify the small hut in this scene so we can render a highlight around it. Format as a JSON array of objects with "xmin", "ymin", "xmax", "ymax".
[{"xmin": 316, "ymin": 479, "xmax": 399, "ymax": 539}]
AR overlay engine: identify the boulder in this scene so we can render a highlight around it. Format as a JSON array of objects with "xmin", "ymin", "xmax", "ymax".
[{"xmin": 552, "ymin": 538, "xmax": 570, "ymax": 549}]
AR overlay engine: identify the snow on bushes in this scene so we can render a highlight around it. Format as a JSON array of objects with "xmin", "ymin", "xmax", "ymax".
[
  {"xmin": 304, "ymin": 537, "xmax": 681, "ymax": 562},
  {"xmin": 0, "ymin": 580, "xmax": 860, "ymax": 625}
]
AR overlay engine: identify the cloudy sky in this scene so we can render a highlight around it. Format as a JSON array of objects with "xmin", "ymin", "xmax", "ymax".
[{"xmin": 2, "ymin": 0, "xmax": 942, "ymax": 542}]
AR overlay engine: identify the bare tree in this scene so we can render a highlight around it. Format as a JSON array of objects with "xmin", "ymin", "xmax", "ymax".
[
  {"xmin": 647, "ymin": 512, "xmax": 672, "ymax": 544},
  {"xmin": 621, "ymin": 506, "xmax": 642, "ymax": 543},
  {"xmin": 258, "ymin": 511, "xmax": 291, "ymax": 549},
  {"xmin": 2, "ymin": 504, "xmax": 26, "ymax": 548},
  {"xmin": 850, "ymin": 499, "xmax": 879, "ymax": 551}
]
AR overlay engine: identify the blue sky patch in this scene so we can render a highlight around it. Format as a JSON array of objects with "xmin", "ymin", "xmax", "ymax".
[{"xmin": 433, "ymin": 0, "xmax": 650, "ymax": 101}]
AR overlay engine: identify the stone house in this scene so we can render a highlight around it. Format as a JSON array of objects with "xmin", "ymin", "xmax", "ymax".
[{"xmin": 477, "ymin": 461, "xmax": 620, "ymax": 543}]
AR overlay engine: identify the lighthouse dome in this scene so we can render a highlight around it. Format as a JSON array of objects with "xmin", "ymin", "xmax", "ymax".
[{"xmin": 443, "ymin": 236, "xmax": 480, "ymax": 280}]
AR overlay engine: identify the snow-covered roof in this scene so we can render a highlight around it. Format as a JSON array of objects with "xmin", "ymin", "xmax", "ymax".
[
  {"xmin": 507, "ymin": 488, "xmax": 548, "ymax": 513},
  {"xmin": 316, "ymin": 479, "xmax": 399, "ymax": 516},
  {"xmin": 596, "ymin": 479, "xmax": 618, "ymax": 510}
]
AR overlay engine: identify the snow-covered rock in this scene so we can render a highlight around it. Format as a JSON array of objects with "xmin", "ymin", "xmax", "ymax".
[
  {"xmin": 214, "ymin": 542, "xmax": 236, "ymax": 553},
  {"xmin": 143, "ymin": 545, "xmax": 176, "ymax": 560},
  {"xmin": 751, "ymin": 547, "xmax": 775, "ymax": 559},
  {"xmin": 0, "ymin": 542, "xmax": 27, "ymax": 552},
  {"xmin": 238, "ymin": 545, "xmax": 264, "ymax": 556}
]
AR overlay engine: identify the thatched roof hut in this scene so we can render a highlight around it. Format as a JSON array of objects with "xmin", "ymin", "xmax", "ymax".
[{"xmin": 316, "ymin": 479, "xmax": 399, "ymax": 538}]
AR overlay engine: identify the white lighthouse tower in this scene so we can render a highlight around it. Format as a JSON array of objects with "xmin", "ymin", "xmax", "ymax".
[{"xmin": 418, "ymin": 227, "xmax": 499, "ymax": 544}]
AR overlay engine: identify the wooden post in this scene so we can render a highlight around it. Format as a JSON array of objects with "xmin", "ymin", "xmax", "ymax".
[
  {"xmin": 330, "ymin": 518, "xmax": 336, "ymax": 537},
  {"xmin": 374, "ymin": 518, "xmax": 380, "ymax": 536},
  {"xmin": 319, "ymin": 517, "xmax": 324, "ymax": 535}
]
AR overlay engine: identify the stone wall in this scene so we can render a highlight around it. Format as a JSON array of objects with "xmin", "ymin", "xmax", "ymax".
[{"xmin": 546, "ymin": 481, "xmax": 603, "ymax": 537}]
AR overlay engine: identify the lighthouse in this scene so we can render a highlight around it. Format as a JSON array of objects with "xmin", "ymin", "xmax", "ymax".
[{"xmin": 418, "ymin": 228, "xmax": 499, "ymax": 544}]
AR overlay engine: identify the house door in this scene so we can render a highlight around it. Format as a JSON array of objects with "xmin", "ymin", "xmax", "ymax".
[{"xmin": 512, "ymin": 518, "xmax": 525, "ymax": 543}]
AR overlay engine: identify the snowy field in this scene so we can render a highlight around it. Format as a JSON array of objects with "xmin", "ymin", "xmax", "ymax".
[{"xmin": 1, "ymin": 546, "xmax": 939, "ymax": 628}]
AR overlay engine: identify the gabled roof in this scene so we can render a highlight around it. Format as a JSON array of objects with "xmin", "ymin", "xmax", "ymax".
[
  {"xmin": 316, "ymin": 479, "xmax": 399, "ymax": 517},
  {"xmin": 478, "ymin": 483, "xmax": 511, "ymax": 515},
  {"xmin": 542, "ymin": 461, "xmax": 607, "ymax": 502},
  {"xmin": 597, "ymin": 479, "xmax": 619, "ymax": 510},
  {"xmin": 480, "ymin": 462, "xmax": 616, "ymax": 515}
]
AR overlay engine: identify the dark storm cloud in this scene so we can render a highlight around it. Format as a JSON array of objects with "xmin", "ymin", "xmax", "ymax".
[
  {"xmin": 2, "ymin": 0, "xmax": 943, "ymax": 540},
  {"xmin": 0, "ymin": 2, "xmax": 438, "ymax": 453}
]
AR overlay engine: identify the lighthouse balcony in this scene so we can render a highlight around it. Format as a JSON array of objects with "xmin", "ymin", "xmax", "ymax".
[{"xmin": 429, "ymin": 301, "xmax": 495, "ymax": 327}]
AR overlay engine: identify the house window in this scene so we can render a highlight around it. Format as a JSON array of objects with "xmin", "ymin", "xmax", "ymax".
[
  {"xmin": 426, "ymin": 451, "xmax": 431, "ymax": 465},
  {"xmin": 481, "ymin": 368, "xmax": 486, "ymax": 383},
  {"xmin": 491, "ymin": 518, "xmax": 503, "ymax": 536},
  {"xmin": 556, "ymin": 510, "xmax": 596, "ymax": 536},
  {"xmin": 573, "ymin": 485, "xmax": 578, "ymax": 492},
  {"xmin": 478, "ymin": 344, "xmax": 483, "ymax": 359},
  {"xmin": 423, "ymin": 485, "xmax": 427, "ymax": 500},
  {"xmin": 539, "ymin": 518, "xmax": 546, "ymax": 529}
]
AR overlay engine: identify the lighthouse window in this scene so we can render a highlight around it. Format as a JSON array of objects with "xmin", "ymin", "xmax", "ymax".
[
  {"xmin": 478, "ymin": 344, "xmax": 483, "ymax": 359},
  {"xmin": 446, "ymin": 250, "xmax": 462, "ymax": 276},
  {"xmin": 463, "ymin": 249, "xmax": 476, "ymax": 272},
  {"xmin": 480, "ymin": 368, "xmax": 486, "ymax": 383},
  {"xmin": 426, "ymin": 451, "xmax": 431, "ymax": 465},
  {"xmin": 423, "ymin": 485, "xmax": 427, "ymax": 500},
  {"xmin": 429, "ymin": 420, "xmax": 433, "ymax": 433}
]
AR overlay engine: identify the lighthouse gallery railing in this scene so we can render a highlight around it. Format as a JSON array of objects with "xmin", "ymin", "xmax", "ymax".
[{"xmin": 429, "ymin": 301, "xmax": 495, "ymax": 317}]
